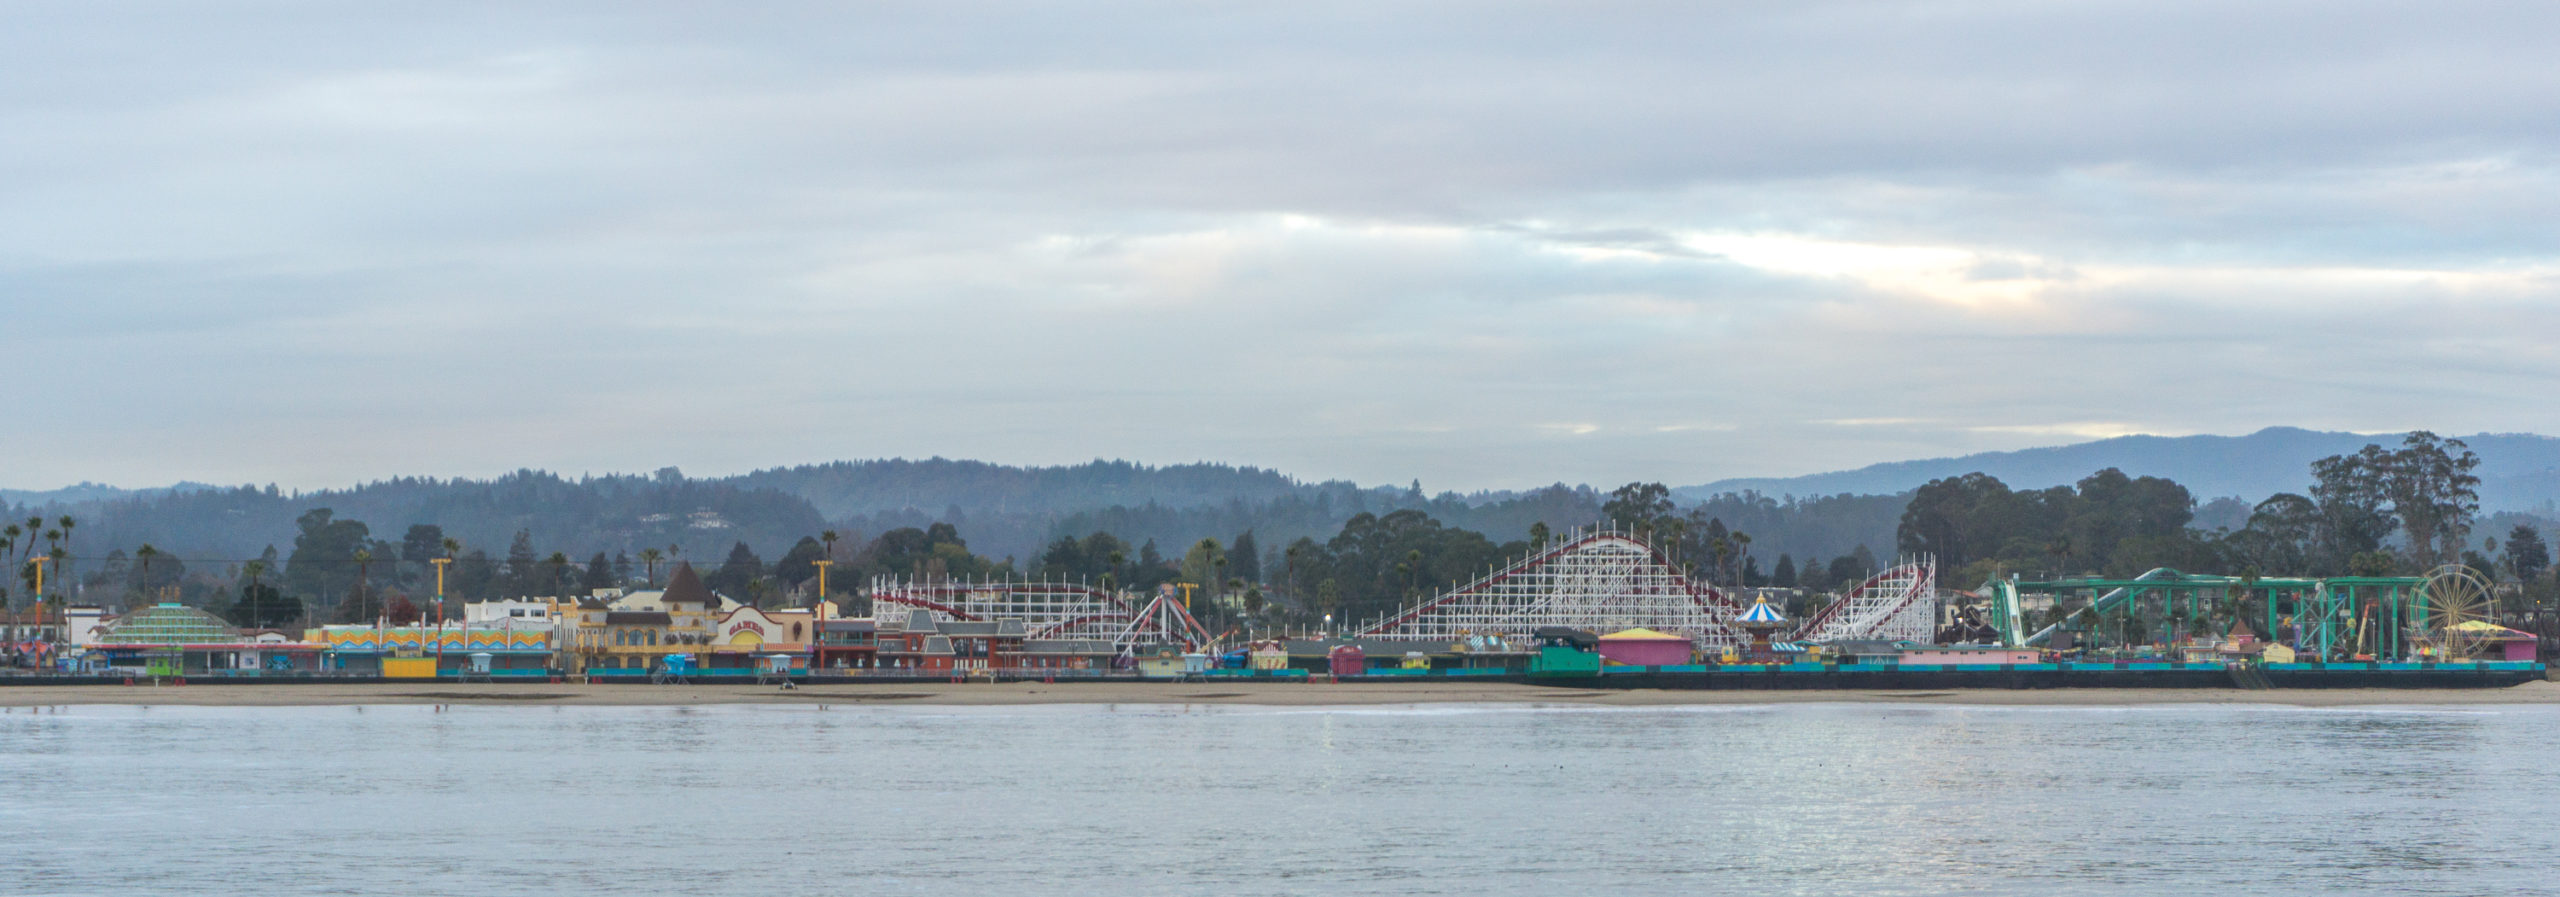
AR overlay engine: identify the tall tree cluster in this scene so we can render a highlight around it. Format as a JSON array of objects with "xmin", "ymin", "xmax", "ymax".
[
  {"xmin": 1276, "ymin": 509, "xmax": 1526, "ymax": 626},
  {"xmin": 1903, "ymin": 432, "xmax": 2491, "ymax": 582}
]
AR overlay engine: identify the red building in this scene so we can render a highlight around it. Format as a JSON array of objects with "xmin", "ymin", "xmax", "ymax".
[
  {"xmin": 814, "ymin": 619, "xmax": 878, "ymax": 670},
  {"xmin": 874, "ymin": 610, "xmax": 1027, "ymax": 672},
  {"xmin": 1022, "ymin": 639, "xmax": 1120, "ymax": 671}
]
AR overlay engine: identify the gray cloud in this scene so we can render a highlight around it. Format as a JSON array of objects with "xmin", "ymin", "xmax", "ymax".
[{"xmin": 6, "ymin": 1, "xmax": 2559, "ymax": 492}]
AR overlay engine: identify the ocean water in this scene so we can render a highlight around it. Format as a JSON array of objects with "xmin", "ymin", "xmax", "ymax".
[{"xmin": 4, "ymin": 700, "xmax": 2555, "ymax": 896}]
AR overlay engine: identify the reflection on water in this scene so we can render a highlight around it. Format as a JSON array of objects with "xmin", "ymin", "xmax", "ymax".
[{"xmin": 5, "ymin": 702, "xmax": 2556, "ymax": 896}]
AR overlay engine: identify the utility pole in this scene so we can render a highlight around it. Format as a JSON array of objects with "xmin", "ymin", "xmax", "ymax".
[
  {"xmin": 812, "ymin": 559, "xmax": 833, "ymax": 628},
  {"xmin": 432, "ymin": 556, "xmax": 453, "ymax": 670}
]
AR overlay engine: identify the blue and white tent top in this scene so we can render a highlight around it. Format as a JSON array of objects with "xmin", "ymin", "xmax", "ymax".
[{"xmin": 1737, "ymin": 600, "xmax": 1787, "ymax": 624}]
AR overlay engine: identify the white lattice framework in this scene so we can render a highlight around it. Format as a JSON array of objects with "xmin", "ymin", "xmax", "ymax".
[
  {"xmin": 1117, "ymin": 592, "xmax": 1218, "ymax": 650},
  {"xmin": 1356, "ymin": 528, "xmax": 1750, "ymax": 649},
  {"xmin": 869, "ymin": 577, "xmax": 1211, "ymax": 648},
  {"xmin": 1794, "ymin": 556, "xmax": 1939, "ymax": 644}
]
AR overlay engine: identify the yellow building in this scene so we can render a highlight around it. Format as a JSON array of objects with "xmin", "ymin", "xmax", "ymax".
[
  {"xmin": 705, "ymin": 603, "xmax": 831, "ymax": 670},
  {"xmin": 564, "ymin": 562, "xmax": 722, "ymax": 673}
]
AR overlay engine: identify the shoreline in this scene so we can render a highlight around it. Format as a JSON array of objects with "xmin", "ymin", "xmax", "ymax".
[{"xmin": 4, "ymin": 679, "xmax": 2558, "ymax": 708}]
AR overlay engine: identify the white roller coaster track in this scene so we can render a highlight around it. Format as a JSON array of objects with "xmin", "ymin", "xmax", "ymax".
[
  {"xmin": 1794, "ymin": 557, "xmax": 1939, "ymax": 644},
  {"xmin": 1355, "ymin": 527, "xmax": 1750, "ymax": 648}
]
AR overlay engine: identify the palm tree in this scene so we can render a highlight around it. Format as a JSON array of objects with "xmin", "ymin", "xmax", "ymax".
[
  {"xmin": 439, "ymin": 537, "xmax": 463, "ymax": 615},
  {"xmin": 547, "ymin": 552, "xmax": 571, "ymax": 598},
  {"xmin": 1731, "ymin": 532, "xmax": 1753, "ymax": 585},
  {"xmin": 352, "ymin": 549, "xmax": 373, "ymax": 621},
  {"xmin": 44, "ymin": 547, "xmax": 66, "ymax": 606},
  {"xmin": 242, "ymin": 560, "xmax": 268, "ymax": 628},
  {"xmin": 638, "ymin": 548, "xmax": 664, "ymax": 586},
  {"xmin": 135, "ymin": 544, "xmax": 160, "ymax": 602}
]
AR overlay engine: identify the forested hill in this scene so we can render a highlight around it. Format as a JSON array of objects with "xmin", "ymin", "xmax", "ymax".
[
  {"xmin": 724, "ymin": 458, "xmax": 1351, "ymax": 519},
  {"xmin": 1679, "ymin": 428, "xmax": 2560, "ymax": 513},
  {"xmin": 0, "ymin": 461, "xmax": 1624, "ymax": 576},
  {"xmin": 26, "ymin": 472, "xmax": 830, "ymax": 569},
  {"xmin": 28, "ymin": 430, "xmax": 2553, "ymax": 588}
]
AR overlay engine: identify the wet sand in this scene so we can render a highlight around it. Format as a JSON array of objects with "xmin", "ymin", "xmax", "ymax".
[{"xmin": 3, "ymin": 678, "xmax": 2557, "ymax": 708}]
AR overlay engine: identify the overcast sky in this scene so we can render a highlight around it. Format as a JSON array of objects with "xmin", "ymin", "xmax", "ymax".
[{"xmin": 7, "ymin": 1, "xmax": 2558, "ymax": 492}]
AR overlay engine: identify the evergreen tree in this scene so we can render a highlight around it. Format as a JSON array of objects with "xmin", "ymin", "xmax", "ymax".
[
  {"xmin": 2505, "ymin": 525, "xmax": 2550, "ymax": 582},
  {"xmin": 453, "ymin": 549, "xmax": 498, "ymax": 601},
  {"xmin": 580, "ymin": 551, "xmax": 617, "ymax": 593},
  {"xmin": 1772, "ymin": 553, "xmax": 1797, "ymax": 588},
  {"xmin": 399, "ymin": 523, "xmax": 447, "ymax": 566},
  {"xmin": 776, "ymin": 536, "xmax": 827, "ymax": 588},
  {"xmin": 284, "ymin": 508, "xmax": 370, "ymax": 605},
  {"xmin": 705, "ymin": 541, "xmax": 767, "ymax": 597},
  {"xmin": 222, "ymin": 580, "xmax": 302, "ymax": 629},
  {"xmin": 1228, "ymin": 530, "xmax": 1261, "ymax": 583},
  {"xmin": 502, "ymin": 530, "xmax": 541, "ymax": 597}
]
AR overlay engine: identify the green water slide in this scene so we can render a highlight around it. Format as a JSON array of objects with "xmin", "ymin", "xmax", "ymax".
[{"xmin": 1988, "ymin": 567, "xmax": 2189, "ymax": 647}]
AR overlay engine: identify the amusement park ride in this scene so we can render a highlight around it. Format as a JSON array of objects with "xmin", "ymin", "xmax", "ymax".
[
  {"xmin": 872, "ymin": 528, "xmax": 2511, "ymax": 662},
  {"xmin": 1983, "ymin": 564, "xmax": 2505, "ymax": 662},
  {"xmin": 873, "ymin": 527, "xmax": 1946, "ymax": 654},
  {"xmin": 869, "ymin": 577, "xmax": 1217, "ymax": 650}
]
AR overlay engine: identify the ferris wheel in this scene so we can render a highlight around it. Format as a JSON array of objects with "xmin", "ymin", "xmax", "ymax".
[{"xmin": 2413, "ymin": 565, "xmax": 2497, "ymax": 660}]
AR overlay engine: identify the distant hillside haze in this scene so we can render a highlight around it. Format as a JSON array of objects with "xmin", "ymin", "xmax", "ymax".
[
  {"xmin": 0, "ymin": 481, "xmax": 219, "ymax": 507},
  {"xmin": 10, "ymin": 428, "xmax": 2559, "ymax": 582},
  {"xmin": 726, "ymin": 458, "xmax": 1342, "ymax": 519},
  {"xmin": 1675, "ymin": 427, "xmax": 2560, "ymax": 513}
]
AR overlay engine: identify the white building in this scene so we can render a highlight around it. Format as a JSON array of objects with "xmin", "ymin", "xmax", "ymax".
[
  {"xmin": 610, "ymin": 588, "xmax": 741, "ymax": 614},
  {"xmin": 465, "ymin": 599, "xmax": 561, "ymax": 627},
  {"xmin": 64, "ymin": 606, "xmax": 111, "ymax": 647}
]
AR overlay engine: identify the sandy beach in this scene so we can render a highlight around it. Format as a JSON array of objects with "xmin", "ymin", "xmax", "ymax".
[{"xmin": 3, "ymin": 678, "xmax": 2556, "ymax": 708}]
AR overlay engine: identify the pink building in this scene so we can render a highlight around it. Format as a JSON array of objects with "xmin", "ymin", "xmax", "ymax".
[
  {"xmin": 1597, "ymin": 628, "xmax": 1693, "ymax": 666},
  {"xmin": 1899, "ymin": 645, "xmax": 2039, "ymax": 665},
  {"xmin": 2452, "ymin": 622, "xmax": 2541, "ymax": 662}
]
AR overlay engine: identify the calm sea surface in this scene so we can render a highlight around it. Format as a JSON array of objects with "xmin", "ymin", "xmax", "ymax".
[{"xmin": 5, "ymin": 700, "xmax": 2556, "ymax": 896}]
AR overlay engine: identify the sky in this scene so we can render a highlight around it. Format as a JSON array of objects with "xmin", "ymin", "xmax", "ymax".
[{"xmin": 7, "ymin": 1, "xmax": 2559, "ymax": 493}]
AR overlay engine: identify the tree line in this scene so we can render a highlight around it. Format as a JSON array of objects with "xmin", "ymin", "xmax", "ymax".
[
  {"xmin": 32, "ymin": 430, "xmax": 2554, "ymax": 636},
  {"xmin": 1898, "ymin": 432, "xmax": 2555, "ymax": 591}
]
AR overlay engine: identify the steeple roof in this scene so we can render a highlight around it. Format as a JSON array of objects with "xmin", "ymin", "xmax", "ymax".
[{"xmin": 661, "ymin": 562, "xmax": 716, "ymax": 606}]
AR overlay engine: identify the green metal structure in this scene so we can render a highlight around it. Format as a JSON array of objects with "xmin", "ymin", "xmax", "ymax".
[{"xmin": 1985, "ymin": 569, "xmax": 2442, "ymax": 661}]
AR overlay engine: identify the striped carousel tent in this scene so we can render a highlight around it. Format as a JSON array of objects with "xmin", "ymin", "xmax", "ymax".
[{"xmin": 1738, "ymin": 600, "xmax": 1787, "ymax": 625}]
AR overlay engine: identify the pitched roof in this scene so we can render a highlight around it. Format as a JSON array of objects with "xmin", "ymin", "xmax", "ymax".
[
  {"xmin": 660, "ymin": 562, "xmax": 716, "ymax": 606},
  {"xmin": 1738, "ymin": 600, "xmax": 1787, "ymax": 624},
  {"xmin": 2449, "ymin": 620, "xmax": 2535, "ymax": 638},
  {"xmin": 1599, "ymin": 627, "xmax": 1684, "ymax": 641}
]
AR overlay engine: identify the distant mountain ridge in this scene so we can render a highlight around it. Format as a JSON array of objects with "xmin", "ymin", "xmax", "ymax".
[
  {"xmin": 1675, "ymin": 427, "xmax": 2560, "ymax": 512},
  {"xmin": 0, "ymin": 481, "xmax": 219, "ymax": 506},
  {"xmin": 11, "ymin": 428, "xmax": 2560, "ymax": 577},
  {"xmin": 722, "ymin": 457, "xmax": 1360, "ymax": 519}
]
